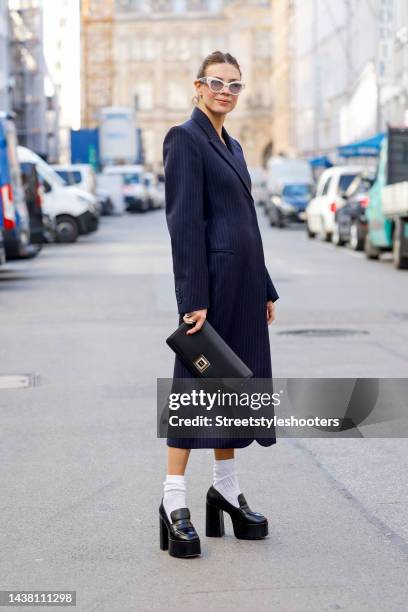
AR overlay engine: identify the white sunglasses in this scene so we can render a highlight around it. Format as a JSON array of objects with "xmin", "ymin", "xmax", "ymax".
[{"xmin": 197, "ymin": 76, "xmax": 246, "ymax": 96}]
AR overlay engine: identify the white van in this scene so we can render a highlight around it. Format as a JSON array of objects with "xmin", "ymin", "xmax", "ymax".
[
  {"xmin": 53, "ymin": 163, "xmax": 96, "ymax": 195},
  {"xmin": 17, "ymin": 147, "xmax": 99, "ymax": 243}
]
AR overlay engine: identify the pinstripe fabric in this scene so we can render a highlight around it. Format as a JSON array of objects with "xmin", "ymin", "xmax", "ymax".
[{"xmin": 163, "ymin": 106, "xmax": 279, "ymax": 449}]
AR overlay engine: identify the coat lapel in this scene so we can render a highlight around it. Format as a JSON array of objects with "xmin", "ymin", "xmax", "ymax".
[{"xmin": 191, "ymin": 106, "xmax": 253, "ymax": 201}]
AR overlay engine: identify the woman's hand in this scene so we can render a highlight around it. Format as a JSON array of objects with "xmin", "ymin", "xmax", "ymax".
[
  {"xmin": 183, "ymin": 309, "xmax": 208, "ymax": 335},
  {"xmin": 266, "ymin": 300, "xmax": 276, "ymax": 325}
]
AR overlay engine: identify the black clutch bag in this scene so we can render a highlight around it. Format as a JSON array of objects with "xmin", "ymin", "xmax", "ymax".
[{"xmin": 166, "ymin": 320, "xmax": 253, "ymax": 379}]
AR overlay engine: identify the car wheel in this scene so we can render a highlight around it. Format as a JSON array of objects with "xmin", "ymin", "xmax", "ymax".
[
  {"xmin": 306, "ymin": 219, "xmax": 316, "ymax": 239},
  {"xmin": 364, "ymin": 233, "xmax": 380, "ymax": 260},
  {"xmin": 268, "ymin": 206, "xmax": 277, "ymax": 227},
  {"xmin": 392, "ymin": 220, "xmax": 408, "ymax": 269},
  {"xmin": 332, "ymin": 220, "xmax": 345, "ymax": 246},
  {"xmin": 319, "ymin": 216, "xmax": 330, "ymax": 241},
  {"xmin": 277, "ymin": 210, "xmax": 285, "ymax": 228},
  {"xmin": 349, "ymin": 221, "xmax": 364, "ymax": 251},
  {"xmin": 56, "ymin": 215, "xmax": 79, "ymax": 243}
]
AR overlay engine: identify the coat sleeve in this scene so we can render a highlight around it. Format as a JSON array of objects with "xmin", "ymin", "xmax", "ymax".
[
  {"xmin": 163, "ymin": 126, "xmax": 210, "ymax": 315},
  {"xmin": 265, "ymin": 265, "xmax": 279, "ymax": 302}
]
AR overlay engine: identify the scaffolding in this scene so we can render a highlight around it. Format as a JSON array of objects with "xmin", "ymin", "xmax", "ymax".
[
  {"xmin": 9, "ymin": 0, "xmax": 44, "ymax": 155},
  {"xmin": 81, "ymin": 0, "xmax": 115, "ymax": 127}
]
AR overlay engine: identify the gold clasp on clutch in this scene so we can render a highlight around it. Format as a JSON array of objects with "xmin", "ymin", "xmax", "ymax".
[{"xmin": 193, "ymin": 354, "xmax": 210, "ymax": 373}]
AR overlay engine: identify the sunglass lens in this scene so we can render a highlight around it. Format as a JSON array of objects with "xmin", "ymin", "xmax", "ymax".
[
  {"xmin": 229, "ymin": 82, "xmax": 242, "ymax": 94},
  {"xmin": 210, "ymin": 79, "xmax": 224, "ymax": 92}
]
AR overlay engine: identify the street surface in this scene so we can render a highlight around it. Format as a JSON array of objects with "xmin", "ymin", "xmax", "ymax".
[{"xmin": 1, "ymin": 206, "xmax": 408, "ymax": 611}]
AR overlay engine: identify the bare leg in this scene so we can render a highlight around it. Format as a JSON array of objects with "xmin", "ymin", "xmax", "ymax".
[
  {"xmin": 214, "ymin": 448, "xmax": 234, "ymax": 460},
  {"xmin": 167, "ymin": 447, "xmax": 191, "ymax": 475}
]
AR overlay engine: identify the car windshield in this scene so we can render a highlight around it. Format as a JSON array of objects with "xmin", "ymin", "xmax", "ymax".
[
  {"xmin": 124, "ymin": 173, "xmax": 140, "ymax": 185},
  {"xmin": 282, "ymin": 184, "xmax": 311, "ymax": 196},
  {"xmin": 55, "ymin": 170, "xmax": 73, "ymax": 185},
  {"xmin": 34, "ymin": 157, "xmax": 67, "ymax": 186}
]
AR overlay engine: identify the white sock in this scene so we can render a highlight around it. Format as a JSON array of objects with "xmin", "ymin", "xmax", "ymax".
[
  {"xmin": 213, "ymin": 458, "xmax": 241, "ymax": 508},
  {"xmin": 163, "ymin": 474, "xmax": 187, "ymax": 522}
]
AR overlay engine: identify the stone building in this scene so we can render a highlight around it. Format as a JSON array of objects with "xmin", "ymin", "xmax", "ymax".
[{"xmin": 81, "ymin": 0, "xmax": 274, "ymax": 169}]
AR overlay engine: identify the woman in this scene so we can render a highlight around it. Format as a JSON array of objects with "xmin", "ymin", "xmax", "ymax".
[{"xmin": 160, "ymin": 51, "xmax": 279, "ymax": 558}]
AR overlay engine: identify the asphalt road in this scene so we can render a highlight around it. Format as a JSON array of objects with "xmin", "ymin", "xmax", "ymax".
[{"xmin": 0, "ymin": 206, "xmax": 407, "ymax": 611}]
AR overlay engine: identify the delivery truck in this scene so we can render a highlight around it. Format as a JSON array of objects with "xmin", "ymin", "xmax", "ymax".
[
  {"xmin": 365, "ymin": 126, "xmax": 408, "ymax": 269},
  {"xmin": 99, "ymin": 107, "xmax": 137, "ymax": 166}
]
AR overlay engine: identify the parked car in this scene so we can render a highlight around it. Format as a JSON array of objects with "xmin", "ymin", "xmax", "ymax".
[
  {"xmin": 53, "ymin": 163, "xmax": 102, "ymax": 217},
  {"xmin": 267, "ymin": 183, "xmax": 314, "ymax": 227},
  {"xmin": 248, "ymin": 166, "xmax": 268, "ymax": 207},
  {"xmin": 265, "ymin": 156, "xmax": 314, "ymax": 226},
  {"xmin": 102, "ymin": 164, "xmax": 149, "ymax": 212},
  {"xmin": 95, "ymin": 187, "xmax": 114, "ymax": 215},
  {"xmin": 332, "ymin": 173, "xmax": 374, "ymax": 250},
  {"xmin": 53, "ymin": 163, "xmax": 95, "ymax": 193},
  {"xmin": 142, "ymin": 171, "xmax": 164, "ymax": 209},
  {"xmin": 96, "ymin": 173, "xmax": 125, "ymax": 215},
  {"xmin": 18, "ymin": 146, "xmax": 98, "ymax": 243},
  {"xmin": 0, "ymin": 113, "xmax": 36, "ymax": 259},
  {"xmin": 20, "ymin": 160, "xmax": 57, "ymax": 245},
  {"xmin": 305, "ymin": 165, "xmax": 365, "ymax": 241}
]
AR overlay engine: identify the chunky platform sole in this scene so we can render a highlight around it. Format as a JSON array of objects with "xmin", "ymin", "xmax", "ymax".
[
  {"xmin": 160, "ymin": 516, "xmax": 201, "ymax": 557},
  {"xmin": 206, "ymin": 502, "xmax": 268, "ymax": 540}
]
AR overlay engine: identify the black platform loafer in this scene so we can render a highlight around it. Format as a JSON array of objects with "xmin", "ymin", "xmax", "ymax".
[
  {"xmin": 159, "ymin": 501, "xmax": 201, "ymax": 558},
  {"xmin": 206, "ymin": 486, "xmax": 268, "ymax": 540}
]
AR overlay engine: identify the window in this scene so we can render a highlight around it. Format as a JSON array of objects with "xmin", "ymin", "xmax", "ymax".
[
  {"xmin": 167, "ymin": 81, "xmax": 189, "ymax": 109},
  {"xmin": 134, "ymin": 82, "xmax": 153, "ymax": 110},
  {"xmin": 201, "ymin": 35, "xmax": 226, "ymax": 56},
  {"xmin": 124, "ymin": 173, "xmax": 141, "ymax": 184},
  {"xmin": 253, "ymin": 30, "xmax": 272, "ymax": 59},
  {"xmin": 282, "ymin": 184, "xmax": 312, "ymax": 197},
  {"xmin": 164, "ymin": 36, "xmax": 191, "ymax": 61},
  {"xmin": 172, "ymin": 0, "xmax": 186, "ymax": 11},
  {"xmin": 321, "ymin": 177, "xmax": 331, "ymax": 195},
  {"xmin": 338, "ymin": 174, "xmax": 358, "ymax": 193},
  {"xmin": 129, "ymin": 37, "xmax": 156, "ymax": 61}
]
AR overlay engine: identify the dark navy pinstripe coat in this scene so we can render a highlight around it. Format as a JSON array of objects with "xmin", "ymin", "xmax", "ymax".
[{"xmin": 163, "ymin": 105, "xmax": 279, "ymax": 449}]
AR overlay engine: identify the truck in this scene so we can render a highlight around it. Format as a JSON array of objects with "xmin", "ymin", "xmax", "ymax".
[
  {"xmin": 365, "ymin": 126, "xmax": 408, "ymax": 269},
  {"xmin": 70, "ymin": 128, "xmax": 99, "ymax": 168},
  {"xmin": 99, "ymin": 107, "xmax": 137, "ymax": 166},
  {"xmin": 0, "ymin": 112, "xmax": 34, "ymax": 260}
]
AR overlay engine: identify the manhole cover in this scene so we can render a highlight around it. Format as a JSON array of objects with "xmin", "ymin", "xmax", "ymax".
[
  {"xmin": 277, "ymin": 328, "xmax": 369, "ymax": 337},
  {"xmin": 0, "ymin": 374, "xmax": 38, "ymax": 389},
  {"xmin": 391, "ymin": 312, "xmax": 408, "ymax": 321}
]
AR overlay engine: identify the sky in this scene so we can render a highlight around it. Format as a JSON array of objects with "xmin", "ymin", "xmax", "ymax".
[{"xmin": 42, "ymin": 0, "xmax": 81, "ymax": 130}]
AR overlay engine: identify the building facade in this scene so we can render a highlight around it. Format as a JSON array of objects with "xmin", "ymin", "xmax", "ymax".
[
  {"xmin": 290, "ymin": 0, "xmax": 408, "ymax": 161},
  {"xmin": 81, "ymin": 0, "xmax": 274, "ymax": 169},
  {"xmin": 271, "ymin": 0, "xmax": 294, "ymax": 157}
]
